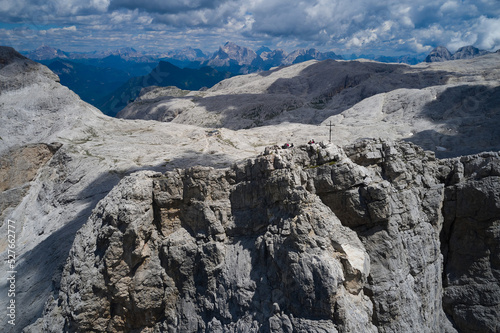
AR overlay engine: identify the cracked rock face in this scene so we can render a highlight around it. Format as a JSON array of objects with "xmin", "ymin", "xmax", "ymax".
[
  {"xmin": 440, "ymin": 153, "xmax": 500, "ymax": 332},
  {"xmin": 27, "ymin": 140, "xmax": 499, "ymax": 332}
]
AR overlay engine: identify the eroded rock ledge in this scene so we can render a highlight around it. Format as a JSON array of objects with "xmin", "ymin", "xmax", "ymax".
[{"xmin": 27, "ymin": 140, "xmax": 500, "ymax": 333}]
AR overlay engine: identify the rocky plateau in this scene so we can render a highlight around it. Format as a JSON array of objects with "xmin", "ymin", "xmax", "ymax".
[{"xmin": 0, "ymin": 46, "xmax": 499, "ymax": 332}]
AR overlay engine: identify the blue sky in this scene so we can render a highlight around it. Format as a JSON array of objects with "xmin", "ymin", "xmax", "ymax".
[{"xmin": 1, "ymin": 0, "xmax": 499, "ymax": 55}]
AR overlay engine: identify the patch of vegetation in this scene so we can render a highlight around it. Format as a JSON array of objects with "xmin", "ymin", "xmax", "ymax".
[
  {"xmin": 83, "ymin": 149, "xmax": 105, "ymax": 161},
  {"xmin": 218, "ymin": 137, "xmax": 237, "ymax": 149}
]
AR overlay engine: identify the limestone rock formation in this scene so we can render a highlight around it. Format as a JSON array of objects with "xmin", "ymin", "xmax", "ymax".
[
  {"xmin": 2, "ymin": 45, "xmax": 500, "ymax": 333},
  {"xmin": 0, "ymin": 46, "xmax": 263, "ymax": 333},
  {"xmin": 440, "ymin": 153, "xmax": 500, "ymax": 332},
  {"xmin": 425, "ymin": 46, "xmax": 453, "ymax": 63},
  {"xmin": 28, "ymin": 140, "xmax": 499, "ymax": 332},
  {"xmin": 452, "ymin": 45, "xmax": 490, "ymax": 60},
  {"xmin": 118, "ymin": 58, "xmax": 450, "ymax": 129}
]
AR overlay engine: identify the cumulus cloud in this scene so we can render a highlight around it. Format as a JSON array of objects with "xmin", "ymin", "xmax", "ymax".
[
  {"xmin": 0, "ymin": 0, "xmax": 110, "ymax": 22},
  {"xmin": 109, "ymin": 0, "xmax": 229, "ymax": 14},
  {"xmin": 473, "ymin": 16, "xmax": 500, "ymax": 51},
  {"xmin": 1, "ymin": 0, "xmax": 499, "ymax": 54}
]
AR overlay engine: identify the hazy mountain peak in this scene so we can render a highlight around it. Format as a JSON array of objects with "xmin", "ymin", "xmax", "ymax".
[
  {"xmin": 114, "ymin": 47, "xmax": 138, "ymax": 54},
  {"xmin": 452, "ymin": 45, "xmax": 489, "ymax": 60},
  {"xmin": 283, "ymin": 47, "xmax": 342, "ymax": 65},
  {"xmin": 208, "ymin": 42, "xmax": 259, "ymax": 70},
  {"xmin": 25, "ymin": 45, "xmax": 68, "ymax": 60},
  {"xmin": 256, "ymin": 46, "xmax": 272, "ymax": 55},
  {"xmin": 425, "ymin": 46, "xmax": 452, "ymax": 62},
  {"xmin": 221, "ymin": 42, "xmax": 257, "ymax": 58},
  {"xmin": 425, "ymin": 45, "xmax": 492, "ymax": 62}
]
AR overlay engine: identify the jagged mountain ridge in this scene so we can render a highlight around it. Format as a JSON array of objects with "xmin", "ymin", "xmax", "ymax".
[
  {"xmin": 25, "ymin": 43, "xmax": 489, "ymax": 117},
  {"xmin": 425, "ymin": 45, "xmax": 492, "ymax": 62},
  {"xmin": 203, "ymin": 42, "xmax": 344, "ymax": 73},
  {"xmin": 24, "ymin": 43, "xmax": 495, "ymax": 72},
  {"xmin": 23, "ymin": 43, "xmax": 345, "ymax": 71},
  {"xmin": 1, "ymin": 45, "xmax": 500, "ymax": 332}
]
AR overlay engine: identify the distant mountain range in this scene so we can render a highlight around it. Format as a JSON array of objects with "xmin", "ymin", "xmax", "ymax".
[
  {"xmin": 23, "ymin": 42, "xmax": 428, "ymax": 72},
  {"xmin": 26, "ymin": 45, "xmax": 154, "ymax": 62},
  {"xmin": 425, "ymin": 45, "xmax": 493, "ymax": 62},
  {"xmin": 25, "ymin": 43, "xmax": 496, "ymax": 70},
  {"xmin": 23, "ymin": 43, "xmax": 495, "ymax": 116}
]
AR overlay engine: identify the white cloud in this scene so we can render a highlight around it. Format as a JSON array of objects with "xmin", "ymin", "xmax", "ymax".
[
  {"xmin": 1, "ymin": 0, "xmax": 500, "ymax": 54},
  {"xmin": 440, "ymin": 1, "xmax": 460, "ymax": 13},
  {"xmin": 473, "ymin": 16, "xmax": 500, "ymax": 51}
]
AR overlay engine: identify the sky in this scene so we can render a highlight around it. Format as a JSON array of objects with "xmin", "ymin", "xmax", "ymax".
[{"xmin": 1, "ymin": 0, "xmax": 500, "ymax": 55}]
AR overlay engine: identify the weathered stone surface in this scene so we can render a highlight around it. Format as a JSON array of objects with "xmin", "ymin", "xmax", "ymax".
[
  {"xmin": 28, "ymin": 145, "xmax": 379, "ymax": 332},
  {"xmin": 305, "ymin": 140, "xmax": 455, "ymax": 333},
  {"xmin": 0, "ymin": 143, "xmax": 61, "ymax": 191},
  {"xmin": 0, "ymin": 143, "xmax": 61, "ymax": 226},
  {"xmin": 440, "ymin": 152, "xmax": 500, "ymax": 333},
  {"xmin": 27, "ymin": 140, "xmax": 500, "ymax": 333}
]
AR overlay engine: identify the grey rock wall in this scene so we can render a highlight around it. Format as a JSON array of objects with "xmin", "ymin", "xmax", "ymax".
[
  {"xmin": 26, "ymin": 141, "xmax": 500, "ymax": 332},
  {"xmin": 440, "ymin": 153, "xmax": 500, "ymax": 332}
]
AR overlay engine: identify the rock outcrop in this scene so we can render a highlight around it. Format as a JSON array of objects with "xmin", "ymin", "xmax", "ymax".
[
  {"xmin": 0, "ymin": 143, "xmax": 62, "ymax": 222},
  {"xmin": 27, "ymin": 140, "xmax": 500, "ymax": 332},
  {"xmin": 425, "ymin": 46, "xmax": 453, "ymax": 62},
  {"xmin": 0, "ymin": 46, "xmax": 264, "ymax": 333}
]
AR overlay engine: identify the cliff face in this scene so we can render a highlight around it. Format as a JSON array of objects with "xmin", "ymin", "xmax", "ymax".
[
  {"xmin": 27, "ymin": 140, "xmax": 500, "ymax": 332},
  {"xmin": 440, "ymin": 154, "xmax": 500, "ymax": 332}
]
